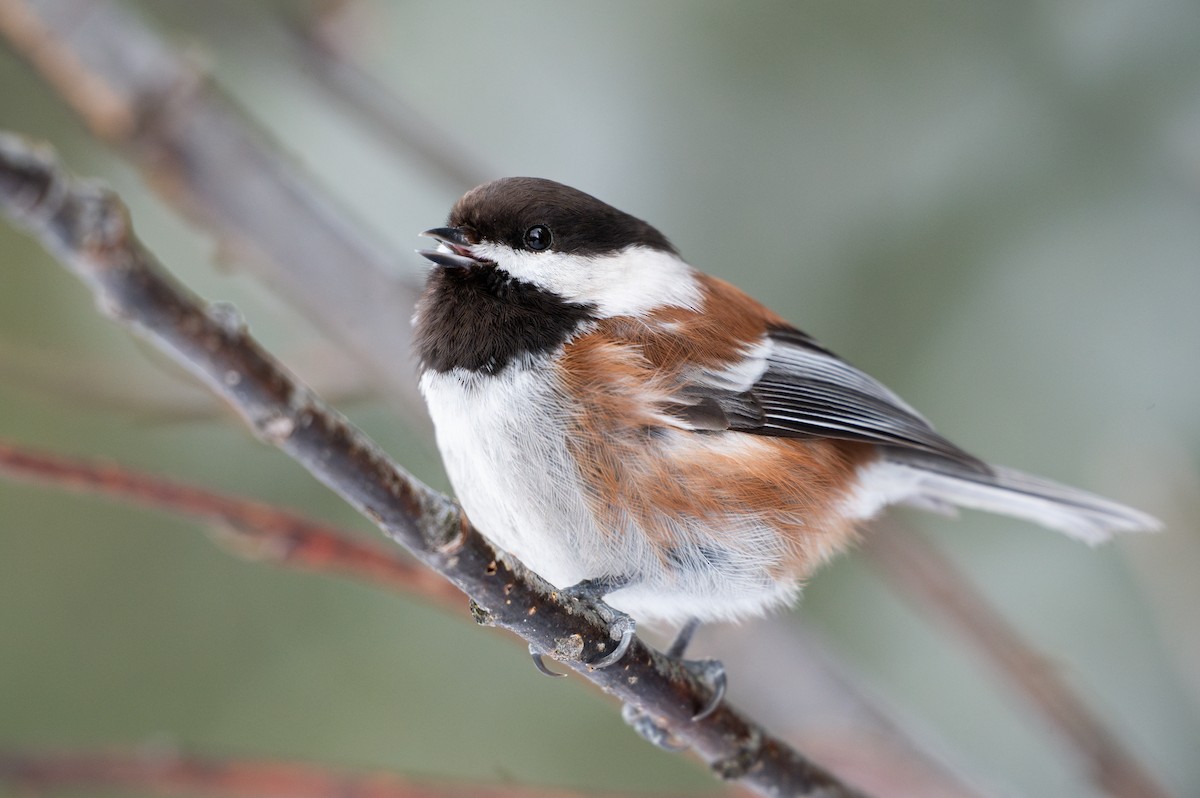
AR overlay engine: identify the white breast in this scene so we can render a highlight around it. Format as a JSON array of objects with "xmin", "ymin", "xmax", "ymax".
[
  {"xmin": 419, "ymin": 362, "xmax": 606, "ymax": 590},
  {"xmin": 420, "ymin": 360, "xmax": 803, "ymax": 627}
]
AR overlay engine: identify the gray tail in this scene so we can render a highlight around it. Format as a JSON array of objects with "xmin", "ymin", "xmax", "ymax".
[{"xmin": 885, "ymin": 454, "xmax": 1162, "ymax": 544}]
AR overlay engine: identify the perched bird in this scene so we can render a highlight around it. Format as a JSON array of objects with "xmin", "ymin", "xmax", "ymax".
[{"xmin": 414, "ymin": 177, "xmax": 1160, "ymax": 678}]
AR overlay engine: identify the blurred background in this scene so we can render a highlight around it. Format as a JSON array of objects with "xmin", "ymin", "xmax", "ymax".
[{"xmin": 1, "ymin": 1, "xmax": 1198, "ymax": 796}]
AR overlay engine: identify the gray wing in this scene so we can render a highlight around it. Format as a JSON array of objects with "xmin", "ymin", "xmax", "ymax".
[
  {"xmin": 678, "ymin": 326, "xmax": 990, "ymax": 475},
  {"xmin": 673, "ymin": 326, "xmax": 1162, "ymax": 541}
]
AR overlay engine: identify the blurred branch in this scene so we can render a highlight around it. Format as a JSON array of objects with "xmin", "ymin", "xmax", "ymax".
[
  {"xmin": 862, "ymin": 523, "xmax": 1171, "ymax": 798},
  {"xmin": 0, "ymin": 450, "xmax": 985, "ymax": 798},
  {"xmin": 0, "ymin": 747, "xmax": 670, "ymax": 798},
  {"xmin": 0, "ymin": 440, "xmax": 464, "ymax": 612},
  {"xmin": 712, "ymin": 619, "xmax": 991, "ymax": 798},
  {"xmin": 0, "ymin": 133, "xmax": 867, "ymax": 798},
  {"xmin": 0, "ymin": 448, "xmax": 993, "ymax": 797},
  {"xmin": 289, "ymin": 0, "xmax": 490, "ymax": 190},
  {"xmin": 1120, "ymin": 452, "xmax": 1200, "ymax": 713},
  {"xmin": 0, "ymin": 0, "xmax": 423, "ymax": 404},
  {"xmin": 0, "ymin": 338, "xmax": 373, "ymax": 422}
]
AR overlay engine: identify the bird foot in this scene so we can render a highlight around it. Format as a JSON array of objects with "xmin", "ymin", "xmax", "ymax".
[
  {"xmin": 617, "ymin": 654, "xmax": 727, "ymax": 750},
  {"xmin": 529, "ymin": 575, "xmax": 636, "ymax": 675},
  {"xmin": 684, "ymin": 657, "xmax": 727, "ymax": 721},
  {"xmin": 663, "ymin": 617, "xmax": 726, "ymax": 719},
  {"xmin": 588, "ymin": 610, "xmax": 636, "ymax": 668}
]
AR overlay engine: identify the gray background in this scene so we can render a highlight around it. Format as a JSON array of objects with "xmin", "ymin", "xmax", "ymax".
[{"xmin": 1, "ymin": 1, "xmax": 1198, "ymax": 795}]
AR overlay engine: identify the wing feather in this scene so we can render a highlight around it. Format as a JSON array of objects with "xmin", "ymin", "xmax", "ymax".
[
  {"xmin": 661, "ymin": 320, "xmax": 1158, "ymax": 538},
  {"xmin": 680, "ymin": 325, "xmax": 988, "ymax": 474}
]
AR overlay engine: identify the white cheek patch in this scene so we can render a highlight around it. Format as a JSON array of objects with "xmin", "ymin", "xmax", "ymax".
[{"xmin": 470, "ymin": 242, "xmax": 702, "ymax": 318}]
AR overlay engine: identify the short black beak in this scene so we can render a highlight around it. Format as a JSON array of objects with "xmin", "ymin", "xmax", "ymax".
[
  {"xmin": 422, "ymin": 227, "xmax": 470, "ymax": 247},
  {"xmin": 417, "ymin": 226, "xmax": 490, "ymax": 270}
]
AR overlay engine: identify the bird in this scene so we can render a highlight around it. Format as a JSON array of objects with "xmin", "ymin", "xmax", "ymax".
[{"xmin": 412, "ymin": 176, "xmax": 1160, "ymax": 697}]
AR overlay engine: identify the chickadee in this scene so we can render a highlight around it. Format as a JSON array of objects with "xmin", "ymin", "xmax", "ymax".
[{"xmin": 414, "ymin": 177, "xmax": 1160, "ymax": 661}]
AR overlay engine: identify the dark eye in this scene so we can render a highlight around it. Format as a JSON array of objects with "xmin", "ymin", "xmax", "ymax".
[{"xmin": 523, "ymin": 224, "xmax": 552, "ymax": 251}]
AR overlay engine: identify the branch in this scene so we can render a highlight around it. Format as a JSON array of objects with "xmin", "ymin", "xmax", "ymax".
[
  {"xmin": 0, "ymin": 453, "xmax": 991, "ymax": 797},
  {"xmin": 0, "ymin": 134, "xmax": 868, "ymax": 798},
  {"xmin": 289, "ymin": 2, "xmax": 491, "ymax": 191},
  {"xmin": 0, "ymin": 747, "xmax": 671, "ymax": 798},
  {"xmin": 0, "ymin": 450, "xmax": 990, "ymax": 798},
  {"xmin": 0, "ymin": 441, "xmax": 464, "ymax": 612},
  {"xmin": 862, "ymin": 523, "xmax": 1171, "ymax": 798},
  {"xmin": 0, "ymin": 0, "xmax": 423, "ymax": 403}
]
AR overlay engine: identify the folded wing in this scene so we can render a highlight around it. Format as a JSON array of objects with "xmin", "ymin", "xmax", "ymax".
[{"xmin": 671, "ymin": 325, "xmax": 1160, "ymax": 543}]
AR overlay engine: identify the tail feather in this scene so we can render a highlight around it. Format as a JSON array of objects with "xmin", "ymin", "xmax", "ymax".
[{"xmin": 900, "ymin": 461, "xmax": 1162, "ymax": 544}]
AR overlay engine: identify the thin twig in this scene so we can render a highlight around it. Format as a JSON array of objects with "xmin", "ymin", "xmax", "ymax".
[
  {"xmin": 0, "ymin": 0, "xmax": 423, "ymax": 404},
  {"xmin": 0, "ymin": 132, "xmax": 868, "ymax": 798},
  {"xmin": 292, "ymin": 2, "xmax": 490, "ymax": 190},
  {"xmin": 0, "ymin": 441, "xmax": 464, "ymax": 612},
  {"xmin": 0, "ymin": 747, "xmax": 667, "ymax": 798},
  {"xmin": 862, "ymin": 523, "xmax": 1171, "ymax": 798},
  {"xmin": 711, "ymin": 620, "xmax": 992, "ymax": 798}
]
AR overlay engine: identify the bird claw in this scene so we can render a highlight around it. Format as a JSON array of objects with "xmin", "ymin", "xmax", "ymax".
[
  {"xmin": 663, "ymin": 618, "xmax": 726, "ymax": 719},
  {"xmin": 527, "ymin": 575, "xmax": 637, "ymax": 676},
  {"xmin": 528, "ymin": 616, "xmax": 633, "ymax": 675},
  {"xmin": 589, "ymin": 612, "xmax": 635, "ymax": 669},
  {"xmin": 684, "ymin": 657, "xmax": 727, "ymax": 720},
  {"xmin": 557, "ymin": 575, "xmax": 637, "ymax": 670},
  {"xmin": 616, "ymin": 656, "xmax": 725, "ymax": 751},
  {"xmin": 529, "ymin": 644, "xmax": 567, "ymax": 678}
]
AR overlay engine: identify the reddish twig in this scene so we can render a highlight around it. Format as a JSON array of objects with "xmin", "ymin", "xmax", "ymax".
[
  {"xmin": 0, "ymin": 441, "xmax": 464, "ymax": 612},
  {"xmin": 862, "ymin": 523, "xmax": 1171, "ymax": 798},
  {"xmin": 0, "ymin": 747, "xmax": 668, "ymax": 798},
  {"xmin": 0, "ymin": 132, "xmax": 867, "ymax": 798}
]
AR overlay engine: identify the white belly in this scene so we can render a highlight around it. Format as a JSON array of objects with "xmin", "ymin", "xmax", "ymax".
[
  {"xmin": 419, "ymin": 362, "xmax": 801, "ymax": 626},
  {"xmin": 419, "ymin": 363, "xmax": 604, "ymax": 590}
]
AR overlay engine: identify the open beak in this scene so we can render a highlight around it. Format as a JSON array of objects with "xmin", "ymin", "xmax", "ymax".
[{"xmin": 417, "ymin": 227, "xmax": 492, "ymax": 270}]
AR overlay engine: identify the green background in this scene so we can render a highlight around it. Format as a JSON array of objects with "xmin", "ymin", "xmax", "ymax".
[{"xmin": 2, "ymin": 1, "xmax": 1198, "ymax": 796}]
